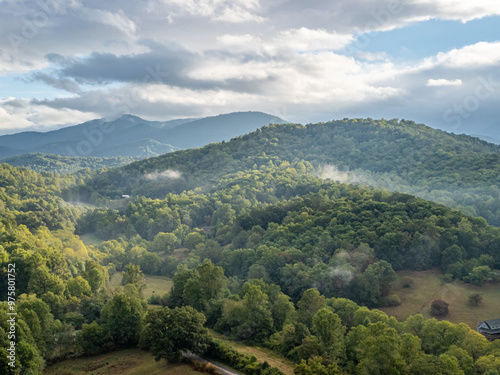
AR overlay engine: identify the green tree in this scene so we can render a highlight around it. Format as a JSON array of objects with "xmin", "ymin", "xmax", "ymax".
[
  {"xmin": 77, "ymin": 321, "xmax": 109, "ymax": 355},
  {"xmin": 294, "ymin": 356, "xmax": 341, "ymax": 375},
  {"xmin": 150, "ymin": 232, "xmax": 180, "ymax": 253},
  {"xmin": 27, "ymin": 266, "xmax": 65, "ymax": 296},
  {"xmin": 356, "ymin": 322, "xmax": 408, "ymax": 375},
  {"xmin": 101, "ymin": 293, "xmax": 144, "ymax": 348},
  {"xmin": 122, "ymin": 264, "xmax": 146, "ymax": 294},
  {"xmin": 297, "ymin": 289, "xmax": 326, "ymax": 328},
  {"xmin": 312, "ymin": 308, "xmax": 346, "ymax": 362},
  {"xmin": 84, "ymin": 260, "xmax": 108, "ymax": 293},
  {"xmin": 468, "ymin": 266, "xmax": 491, "ymax": 286},
  {"xmin": 140, "ymin": 306, "xmax": 209, "ymax": 362},
  {"xmin": 66, "ymin": 276, "xmax": 92, "ymax": 298},
  {"xmin": 236, "ymin": 285, "xmax": 274, "ymax": 343},
  {"xmin": 184, "ymin": 232, "xmax": 205, "ymax": 250},
  {"xmin": 182, "ymin": 260, "xmax": 228, "ymax": 312}
]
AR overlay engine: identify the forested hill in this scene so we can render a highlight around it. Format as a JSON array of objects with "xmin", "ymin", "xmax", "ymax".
[
  {"xmin": 2, "ymin": 153, "xmax": 141, "ymax": 175},
  {"xmin": 3, "ymin": 155, "xmax": 500, "ymax": 374},
  {"xmin": 79, "ymin": 118, "xmax": 500, "ymax": 225}
]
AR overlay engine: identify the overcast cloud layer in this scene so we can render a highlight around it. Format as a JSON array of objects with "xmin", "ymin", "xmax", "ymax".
[{"xmin": 0, "ymin": 0, "xmax": 499, "ymax": 137}]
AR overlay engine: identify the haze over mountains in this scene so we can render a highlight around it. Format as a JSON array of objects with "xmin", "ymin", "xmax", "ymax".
[{"xmin": 0, "ymin": 112, "xmax": 286, "ymax": 159}]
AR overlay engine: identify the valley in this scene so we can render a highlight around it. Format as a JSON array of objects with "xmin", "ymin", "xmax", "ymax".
[{"xmin": 2, "ymin": 118, "xmax": 500, "ymax": 375}]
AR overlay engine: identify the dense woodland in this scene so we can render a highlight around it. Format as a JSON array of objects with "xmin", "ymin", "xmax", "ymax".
[
  {"xmin": 74, "ymin": 119, "xmax": 500, "ymax": 225},
  {"xmin": 1, "ymin": 119, "xmax": 500, "ymax": 374},
  {"xmin": 1, "ymin": 154, "xmax": 140, "ymax": 175}
]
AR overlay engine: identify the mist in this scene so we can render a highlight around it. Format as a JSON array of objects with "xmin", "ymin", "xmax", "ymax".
[{"xmin": 144, "ymin": 169, "xmax": 182, "ymax": 181}]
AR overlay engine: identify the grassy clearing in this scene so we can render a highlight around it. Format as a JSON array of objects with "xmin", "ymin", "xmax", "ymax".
[
  {"xmin": 109, "ymin": 272, "xmax": 173, "ymax": 301},
  {"xmin": 43, "ymin": 348, "xmax": 198, "ymax": 375},
  {"xmin": 210, "ymin": 332, "xmax": 295, "ymax": 375},
  {"xmin": 79, "ymin": 233, "xmax": 103, "ymax": 247},
  {"xmin": 171, "ymin": 248, "xmax": 189, "ymax": 261},
  {"xmin": 380, "ymin": 268, "xmax": 500, "ymax": 328}
]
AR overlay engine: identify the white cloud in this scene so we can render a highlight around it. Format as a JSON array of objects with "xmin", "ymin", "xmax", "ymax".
[
  {"xmin": 432, "ymin": 42, "xmax": 500, "ymax": 68},
  {"xmin": 79, "ymin": 8, "xmax": 137, "ymax": 38},
  {"xmin": 427, "ymin": 78, "xmax": 463, "ymax": 87},
  {"xmin": 273, "ymin": 28, "xmax": 353, "ymax": 52},
  {"xmin": 413, "ymin": 0, "xmax": 500, "ymax": 22},
  {"xmin": 160, "ymin": 0, "xmax": 264, "ymax": 23},
  {"xmin": 0, "ymin": 0, "xmax": 499, "ymax": 139},
  {"xmin": 356, "ymin": 51, "xmax": 389, "ymax": 61},
  {"xmin": 0, "ymin": 97, "xmax": 99, "ymax": 133}
]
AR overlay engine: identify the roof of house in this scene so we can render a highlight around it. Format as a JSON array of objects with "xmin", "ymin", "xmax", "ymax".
[
  {"xmin": 478, "ymin": 319, "xmax": 500, "ymax": 334},
  {"xmin": 483, "ymin": 319, "xmax": 500, "ymax": 329}
]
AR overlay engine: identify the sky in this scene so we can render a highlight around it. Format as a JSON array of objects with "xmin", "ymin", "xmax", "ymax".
[{"xmin": 0, "ymin": 0, "xmax": 500, "ymax": 138}]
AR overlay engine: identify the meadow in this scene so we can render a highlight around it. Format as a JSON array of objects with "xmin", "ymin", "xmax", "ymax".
[
  {"xmin": 43, "ymin": 349, "xmax": 199, "ymax": 375},
  {"xmin": 381, "ymin": 269, "xmax": 500, "ymax": 328}
]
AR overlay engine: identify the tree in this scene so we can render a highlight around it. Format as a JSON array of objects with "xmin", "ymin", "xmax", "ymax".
[
  {"xmin": 84, "ymin": 260, "xmax": 108, "ymax": 293},
  {"xmin": 430, "ymin": 300, "xmax": 449, "ymax": 317},
  {"xmin": 122, "ymin": 264, "xmax": 145, "ymax": 294},
  {"xmin": 237, "ymin": 285, "xmax": 274, "ymax": 343},
  {"xmin": 271, "ymin": 293, "xmax": 296, "ymax": 332},
  {"xmin": 297, "ymin": 289, "xmax": 326, "ymax": 328},
  {"xmin": 468, "ymin": 266, "xmax": 491, "ymax": 286},
  {"xmin": 312, "ymin": 308, "xmax": 346, "ymax": 362},
  {"xmin": 150, "ymin": 232, "xmax": 180, "ymax": 253},
  {"xmin": 356, "ymin": 322, "xmax": 408, "ymax": 375},
  {"xmin": 100, "ymin": 293, "xmax": 144, "ymax": 348},
  {"xmin": 140, "ymin": 306, "xmax": 209, "ymax": 362},
  {"xmin": 294, "ymin": 356, "xmax": 341, "ymax": 375},
  {"xmin": 363, "ymin": 260, "xmax": 398, "ymax": 298},
  {"xmin": 182, "ymin": 260, "xmax": 228, "ymax": 313},
  {"xmin": 27, "ymin": 266, "xmax": 65, "ymax": 296},
  {"xmin": 66, "ymin": 276, "xmax": 92, "ymax": 298},
  {"xmin": 184, "ymin": 232, "xmax": 205, "ymax": 250},
  {"xmin": 468, "ymin": 293, "xmax": 483, "ymax": 307},
  {"xmin": 77, "ymin": 321, "xmax": 109, "ymax": 355}
]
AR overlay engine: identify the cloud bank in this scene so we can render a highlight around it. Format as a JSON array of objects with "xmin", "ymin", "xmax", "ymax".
[{"xmin": 0, "ymin": 0, "xmax": 499, "ymax": 138}]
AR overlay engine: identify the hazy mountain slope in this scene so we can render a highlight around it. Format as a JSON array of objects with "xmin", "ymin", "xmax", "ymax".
[
  {"xmin": 156, "ymin": 111, "xmax": 288, "ymax": 148},
  {"xmin": 2, "ymin": 153, "xmax": 140, "ymax": 174},
  {"xmin": 0, "ymin": 112, "xmax": 285, "ymax": 159},
  {"xmin": 80, "ymin": 118, "xmax": 500, "ymax": 225}
]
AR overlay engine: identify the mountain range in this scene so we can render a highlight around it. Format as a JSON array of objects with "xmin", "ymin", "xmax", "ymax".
[{"xmin": 0, "ymin": 111, "xmax": 286, "ymax": 159}]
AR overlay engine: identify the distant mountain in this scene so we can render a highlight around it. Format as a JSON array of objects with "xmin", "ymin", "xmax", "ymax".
[{"xmin": 0, "ymin": 112, "xmax": 286, "ymax": 159}]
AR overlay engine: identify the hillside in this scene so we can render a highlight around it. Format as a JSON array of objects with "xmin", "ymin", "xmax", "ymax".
[
  {"xmin": 2, "ymin": 158, "xmax": 500, "ymax": 375},
  {"xmin": 2, "ymin": 153, "xmax": 141, "ymax": 174},
  {"xmin": 0, "ymin": 112, "xmax": 286, "ymax": 159},
  {"xmin": 80, "ymin": 118, "xmax": 500, "ymax": 225}
]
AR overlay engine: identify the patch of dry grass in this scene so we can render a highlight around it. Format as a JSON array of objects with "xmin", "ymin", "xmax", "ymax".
[
  {"xmin": 380, "ymin": 268, "xmax": 500, "ymax": 328},
  {"xmin": 210, "ymin": 332, "xmax": 295, "ymax": 375},
  {"xmin": 108, "ymin": 272, "xmax": 173, "ymax": 301},
  {"xmin": 43, "ymin": 349, "xmax": 198, "ymax": 375}
]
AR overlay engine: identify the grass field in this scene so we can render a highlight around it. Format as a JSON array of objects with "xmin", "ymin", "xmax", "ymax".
[
  {"xmin": 109, "ymin": 272, "xmax": 173, "ymax": 301},
  {"xmin": 210, "ymin": 332, "xmax": 295, "ymax": 375},
  {"xmin": 44, "ymin": 349, "xmax": 198, "ymax": 375},
  {"xmin": 380, "ymin": 268, "xmax": 500, "ymax": 329},
  {"xmin": 79, "ymin": 233, "xmax": 104, "ymax": 247}
]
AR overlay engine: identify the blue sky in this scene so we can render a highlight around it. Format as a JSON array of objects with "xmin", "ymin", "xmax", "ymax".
[
  {"xmin": 348, "ymin": 16, "xmax": 500, "ymax": 61},
  {"xmin": 0, "ymin": 0, "xmax": 500, "ymax": 139}
]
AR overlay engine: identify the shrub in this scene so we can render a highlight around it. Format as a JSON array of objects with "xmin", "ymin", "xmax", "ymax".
[
  {"xmin": 430, "ymin": 299, "xmax": 449, "ymax": 317},
  {"xmin": 148, "ymin": 294, "xmax": 161, "ymax": 305},
  {"xmin": 401, "ymin": 276, "xmax": 414, "ymax": 288},
  {"xmin": 381, "ymin": 294, "xmax": 401, "ymax": 307},
  {"xmin": 468, "ymin": 293, "xmax": 483, "ymax": 306}
]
